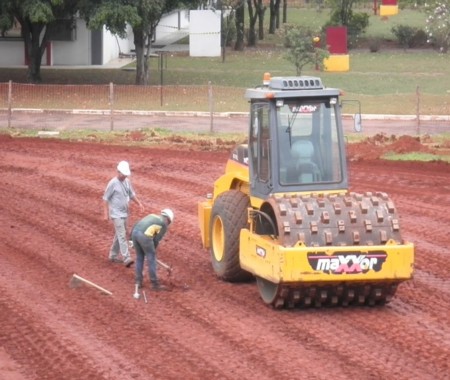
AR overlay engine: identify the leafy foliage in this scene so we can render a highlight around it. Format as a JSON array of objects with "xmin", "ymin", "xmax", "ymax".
[
  {"xmin": 391, "ymin": 24, "xmax": 427, "ymax": 48},
  {"xmin": 425, "ymin": 0, "xmax": 450, "ymax": 52},
  {"xmin": 0, "ymin": 0, "xmax": 79, "ymax": 82},
  {"xmin": 283, "ymin": 25, "xmax": 329, "ymax": 75}
]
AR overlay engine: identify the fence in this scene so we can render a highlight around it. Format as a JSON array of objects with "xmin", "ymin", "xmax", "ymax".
[
  {"xmin": 1, "ymin": 81, "xmax": 449, "ymax": 135},
  {"xmin": 0, "ymin": 81, "xmax": 249, "ymax": 132}
]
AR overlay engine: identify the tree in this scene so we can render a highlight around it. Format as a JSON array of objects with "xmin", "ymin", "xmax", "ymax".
[
  {"xmin": 217, "ymin": 0, "xmax": 244, "ymax": 62},
  {"xmin": 284, "ymin": 26, "xmax": 329, "ymax": 75},
  {"xmin": 234, "ymin": 0, "xmax": 245, "ymax": 51},
  {"xmin": 268, "ymin": 0, "xmax": 280, "ymax": 34},
  {"xmin": 81, "ymin": 0, "xmax": 200, "ymax": 85},
  {"xmin": 425, "ymin": 0, "xmax": 450, "ymax": 53},
  {"xmin": 247, "ymin": 0, "xmax": 256, "ymax": 46},
  {"xmin": 0, "ymin": 0, "xmax": 79, "ymax": 83},
  {"xmin": 257, "ymin": 0, "xmax": 266, "ymax": 40},
  {"xmin": 247, "ymin": 0, "xmax": 265, "ymax": 46}
]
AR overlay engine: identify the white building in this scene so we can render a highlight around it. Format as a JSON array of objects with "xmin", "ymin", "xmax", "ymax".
[{"xmin": 0, "ymin": 10, "xmax": 193, "ymax": 67}]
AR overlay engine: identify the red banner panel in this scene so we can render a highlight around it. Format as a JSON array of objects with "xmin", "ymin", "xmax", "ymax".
[
  {"xmin": 326, "ymin": 27, "xmax": 348, "ymax": 54},
  {"xmin": 382, "ymin": 0, "xmax": 397, "ymax": 5}
]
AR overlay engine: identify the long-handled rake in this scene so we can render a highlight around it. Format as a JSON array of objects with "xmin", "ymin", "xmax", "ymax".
[{"xmin": 69, "ymin": 274, "xmax": 113, "ymax": 296}]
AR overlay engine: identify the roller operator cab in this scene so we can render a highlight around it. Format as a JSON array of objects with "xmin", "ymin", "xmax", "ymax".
[{"xmin": 198, "ymin": 73, "xmax": 414, "ymax": 309}]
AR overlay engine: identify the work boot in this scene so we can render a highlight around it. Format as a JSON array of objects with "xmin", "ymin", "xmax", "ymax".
[{"xmin": 124, "ymin": 257, "xmax": 134, "ymax": 267}]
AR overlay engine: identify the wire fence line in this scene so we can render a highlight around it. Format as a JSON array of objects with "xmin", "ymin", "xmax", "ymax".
[
  {"xmin": 0, "ymin": 81, "xmax": 248, "ymax": 111},
  {"xmin": 0, "ymin": 81, "xmax": 449, "ymax": 134},
  {"xmin": 0, "ymin": 81, "xmax": 249, "ymax": 131}
]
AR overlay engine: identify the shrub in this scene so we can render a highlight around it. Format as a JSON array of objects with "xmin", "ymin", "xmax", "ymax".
[
  {"xmin": 283, "ymin": 25, "xmax": 329, "ymax": 75},
  {"xmin": 411, "ymin": 29, "xmax": 428, "ymax": 48},
  {"xmin": 391, "ymin": 25, "xmax": 419, "ymax": 48}
]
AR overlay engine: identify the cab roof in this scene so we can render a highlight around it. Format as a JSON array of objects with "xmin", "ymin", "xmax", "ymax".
[{"xmin": 245, "ymin": 76, "xmax": 341, "ymax": 100}]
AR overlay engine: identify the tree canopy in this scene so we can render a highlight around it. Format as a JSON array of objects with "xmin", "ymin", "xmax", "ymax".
[{"xmin": 0, "ymin": 0, "xmax": 79, "ymax": 83}]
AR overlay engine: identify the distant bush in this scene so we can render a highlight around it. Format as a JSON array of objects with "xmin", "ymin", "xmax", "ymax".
[
  {"xmin": 411, "ymin": 29, "xmax": 428, "ymax": 47},
  {"xmin": 391, "ymin": 25, "xmax": 424, "ymax": 48}
]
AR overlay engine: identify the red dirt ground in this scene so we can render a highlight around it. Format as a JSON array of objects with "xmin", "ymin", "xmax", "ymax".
[{"xmin": 0, "ymin": 133, "xmax": 449, "ymax": 380}]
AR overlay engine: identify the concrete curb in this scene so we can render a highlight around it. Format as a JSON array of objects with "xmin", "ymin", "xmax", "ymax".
[{"xmin": 4, "ymin": 107, "xmax": 449, "ymax": 121}]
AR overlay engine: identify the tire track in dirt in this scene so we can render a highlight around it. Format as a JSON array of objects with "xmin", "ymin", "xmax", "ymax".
[
  {"xmin": 0, "ymin": 256, "xmax": 141, "ymax": 380},
  {"xmin": 0, "ymin": 211, "xmax": 244, "ymax": 379}
]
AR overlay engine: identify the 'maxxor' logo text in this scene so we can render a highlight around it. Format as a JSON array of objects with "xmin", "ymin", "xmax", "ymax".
[{"xmin": 307, "ymin": 251, "xmax": 387, "ymax": 274}]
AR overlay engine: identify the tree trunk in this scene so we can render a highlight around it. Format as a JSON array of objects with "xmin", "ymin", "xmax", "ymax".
[
  {"xmin": 340, "ymin": 0, "xmax": 355, "ymax": 26},
  {"xmin": 257, "ymin": 0, "xmax": 266, "ymax": 40},
  {"xmin": 258, "ymin": 13, "xmax": 264, "ymax": 40},
  {"xmin": 220, "ymin": 9, "xmax": 226, "ymax": 62},
  {"xmin": 22, "ymin": 21, "xmax": 46, "ymax": 83},
  {"xmin": 275, "ymin": 0, "xmax": 281, "ymax": 29},
  {"xmin": 133, "ymin": 28, "xmax": 149, "ymax": 85},
  {"xmin": 269, "ymin": 0, "xmax": 276, "ymax": 34},
  {"xmin": 234, "ymin": 2, "xmax": 245, "ymax": 51},
  {"xmin": 247, "ymin": 0, "xmax": 257, "ymax": 47},
  {"xmin": 283, "ymin": 0, "xmax": 287, "ymax": 23},
  {"xmin": 144, "ymin": 33, "xmax": 152, "ymax": 82}
]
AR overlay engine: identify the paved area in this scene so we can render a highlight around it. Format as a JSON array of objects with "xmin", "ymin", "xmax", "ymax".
[{"xmin": 1, "ymin": 109, "xmax": 449, "ymax": 136}]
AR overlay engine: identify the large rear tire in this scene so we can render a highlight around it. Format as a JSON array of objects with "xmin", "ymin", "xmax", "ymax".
[{"xmin": 210, "ymin": 190, "xmax": 252, "ymax": 282}]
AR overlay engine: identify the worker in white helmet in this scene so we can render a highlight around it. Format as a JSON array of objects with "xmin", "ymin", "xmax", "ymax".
[
  {"xmin": 131, "ymin": 209, "xmax": 174, "ymax": 291},
  {"xmin": 103, "ymin": 160, "xmax": 144, "ymax": 267}
]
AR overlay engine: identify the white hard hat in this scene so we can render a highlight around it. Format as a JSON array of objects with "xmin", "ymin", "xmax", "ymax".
[
  {"xmin": 117, "ymin": 161, "xmax": 131, "ymax": 176},
  {"xmin": 161, "ymin": 208, "xmax": 174, "ymax": 223}
]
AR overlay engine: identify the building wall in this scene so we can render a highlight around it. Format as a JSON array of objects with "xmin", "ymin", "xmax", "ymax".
[
  {"xmin": 0, "ymin": 40, "xmax": 25, "ymax": 66},
  {"xmin": 102, "ymin": 24, "xmax": 134, "ymax": 64},
  {"xmin": 154, "ymin": 10, "xmax": 190, "ymax": 45},
  {"xmin": 189, "ymin": 10, "xmax": 221, "ymax": 57},
  {"xmin": 0, "ymin": 11, "xmax": 183, "ymax": 68},
  {"xmin": 52, "ymin": 18, "xmax": 91, "ymax": 65},
  {"xmin": 0, "ymin": 18, "xmax": 133, "ymax": 67}
]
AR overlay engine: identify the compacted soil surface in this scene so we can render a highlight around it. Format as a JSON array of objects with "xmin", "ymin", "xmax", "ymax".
[{"xmin": 0, "ymin": 134, "xmax": 449, "ymax": 380}]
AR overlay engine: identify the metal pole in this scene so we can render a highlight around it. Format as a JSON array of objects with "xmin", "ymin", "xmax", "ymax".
[
  {"xmin": 416, "ymin": 85, "xmax": 420, "ymax": 136},
  {"xmin": 8, "ymin": 80, "xmax": 12, "ymax": 129},
  {"xmin": 109, "ymin": 82, "xmax": 114, "ymax": 131},
  {"xmin": 160, "ymin": 53, "xmax": 163, "ymax": 107},
  {"xmin": 208, "ymin": 81, "xmax": 214, "ymax": 132}
]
